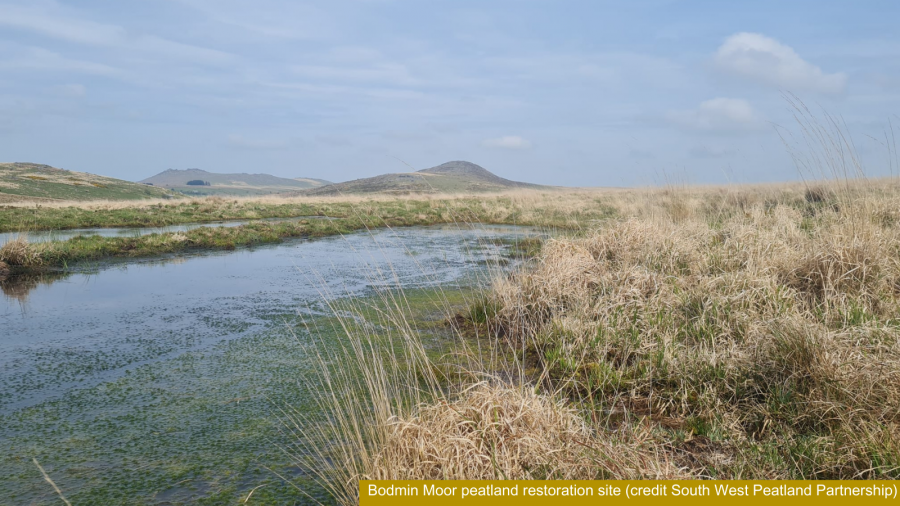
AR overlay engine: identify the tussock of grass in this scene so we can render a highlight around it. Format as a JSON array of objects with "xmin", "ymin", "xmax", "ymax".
[
  {"xmin": 477, "ymin": 185, "xmax": 900, "ymax": 478},
  {"xmin": 0, "ymin": 237, "xmax": 43, "ymax": 267},
  {"xmin": 282, "ymin": 180, "xmax": 900, "ymax": 504},
  {"xmin": 283, "ymin": 282, "xmax": 684, "ymax": 506},
  {"xmin": 368, "ymin": 382, "xmax": 686, "ymax": 481}
]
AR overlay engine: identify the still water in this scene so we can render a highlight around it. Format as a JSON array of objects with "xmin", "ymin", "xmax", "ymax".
[{"xmin": 0, "ymin": 224, "xmax": 534, "ymax": 505}]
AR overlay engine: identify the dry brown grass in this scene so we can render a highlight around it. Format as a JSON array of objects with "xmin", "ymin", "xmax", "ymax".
[
  {"xmin": 278, "ymin": 177, "xmax": 900, "ymax": 505},
  {"xmin": 368, "ymin": 382, "xmax": 687, "ymax": 481},
  {"xmin": 0, "ymin": 236, "xmax": 42, "ymax": 267},
  {"xmin": 0, "ymin": 188, "xmax": 572, "ymax": 210},
  {"xmin": 479, "ymin": 181, "xmax": 900, "ymax": 479}
]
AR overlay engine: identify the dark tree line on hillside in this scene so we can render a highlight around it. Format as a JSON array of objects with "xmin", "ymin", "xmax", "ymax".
[{"xmin": 186, "ymin": 180, "xmax": 211, "ymax": 186}]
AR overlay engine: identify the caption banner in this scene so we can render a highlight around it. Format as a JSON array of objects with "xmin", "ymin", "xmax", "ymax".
[{"xmin": 360, "ymin": 481, "xmax": 898, "ymax": 505}]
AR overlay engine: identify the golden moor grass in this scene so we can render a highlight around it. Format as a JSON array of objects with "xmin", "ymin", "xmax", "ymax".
[
  {"xmin": 480, "ymin": 183, "xmax": 900, "ymax": 478},
  {"xmin": 280, "ymin": 180, "xmax": 900, "ymax": 504},
  {"xmin": 367, "ymin": 382, "xmax": 688, "ymax": 481},
  {"xmin": 11, "ymin": 174, "xmax": 899, "ymax": 494},
  {"xmin": 0, "ymin": 236, "xmax": 42, "ymax": 267}
]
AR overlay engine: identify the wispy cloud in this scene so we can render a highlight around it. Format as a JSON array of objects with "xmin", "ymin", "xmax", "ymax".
[
  {"xmin": 666, "ymin": 98, "xmax": 763, "ymax": 132},
  {"xmin": 169, "ymin": 0, "xmax": 336, "ymax": 40},
  {"xmin": 0, "ymin": 1, "xmax": 233, "ymax": 66},
  {"xmin": 0, "ymin": 2, "xmax": 124, "ymax": 45},
  {"xmin": 0, "ymin": 46, "xmax": 120, "ymax": 76},
  {"xmin": 0, "ymin": 1, "xmax": 893, "ymax": 186},
  {"xmin": 714, "ymin": 32, "xmax": 847, "ymax": 94},
  {"xmin": 481, "ymin": 135, "xmax": 533, "ymax": 149}
]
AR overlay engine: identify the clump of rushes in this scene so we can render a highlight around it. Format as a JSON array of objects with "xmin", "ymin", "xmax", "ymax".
[{"xmin": 475, "ymin": 186, "xmax": 900, "ymax": 479}]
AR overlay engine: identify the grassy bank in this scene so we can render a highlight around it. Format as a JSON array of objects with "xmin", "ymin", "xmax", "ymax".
[
  {"xmin": 4, "ymin": 184, "xmax": 871, "ymax": 270},
  {"xmin": 0, "ymin": 192, "xmax": 614, "ymax": 269},
  {"xmin": 292, "ymin": 180, "xmax": 900, "ymax": 502},
  {"xmin": 0, "ymin": 191, "xmax": 609, "ymax": 232},
  {"xmin": 0, "ymin": 198, "xmax": 326, "ymax": 232}
]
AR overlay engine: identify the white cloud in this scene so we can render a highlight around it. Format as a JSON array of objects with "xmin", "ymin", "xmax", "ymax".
[
  {"xmin": 133, "ymin": 36, "xmax": 233, "ymax": 65},
  {"xmin": 714, "ymin": 32, "xmax": 847, "ymax": 94},
  {"xmin": 481, "ymin": 135, "xmax": 533, "ymax": 150},
  {"xmin": 666, "ymin": 98, "xmax": 763, "ymax": 132}
]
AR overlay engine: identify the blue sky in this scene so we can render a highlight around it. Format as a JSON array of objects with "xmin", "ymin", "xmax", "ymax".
[{"xmin": 0, "ymin": 0, "xmax": 898, "ymax": 186}]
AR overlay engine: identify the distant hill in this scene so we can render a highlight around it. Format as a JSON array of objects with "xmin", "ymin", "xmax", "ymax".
[
  {"xmin": 301, "ymin": 161, "xmax": 546, "ymax": 196},
  {"xmin": 140, "ymin": 169, "xmax": 331, "ymax": 196},
  {"xmin": 294, "ymin": 177, "xmax": 332, "ymax": 187},
  {"xmin": 0, "ymin": 162, "xmax": 180, "ymax": 203}
]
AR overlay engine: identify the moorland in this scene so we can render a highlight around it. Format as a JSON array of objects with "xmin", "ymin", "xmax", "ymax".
[{"xmin": 3, "ymin": 164, "xmax": 899, "ymax": 505}]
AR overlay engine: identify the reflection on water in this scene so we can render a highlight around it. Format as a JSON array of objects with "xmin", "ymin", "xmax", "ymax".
[
  {"xmin": 0, "ymin": 257, "xmax": 192, "ymax": 305},
  {"xmin": 0, "ymin": 271, "xmax": 72, "ymax": 303}
]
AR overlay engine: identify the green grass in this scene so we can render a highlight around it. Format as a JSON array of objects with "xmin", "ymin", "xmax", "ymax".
[
  {"xmin": 0, "ymin": 201, "xmax": 329, "ymax": 231},
  {"xmin": 2, "ymin": 195, "xmax": 617, "ymax": 269},
  {"xmin": 0, "ymin": 194, "xmax": 617, "ymax": 232}
]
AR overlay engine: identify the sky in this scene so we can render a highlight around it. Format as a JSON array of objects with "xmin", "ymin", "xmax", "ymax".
[{"xmin": 0, "ymin": 0, "xmax": 898, "ymax": 186}]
